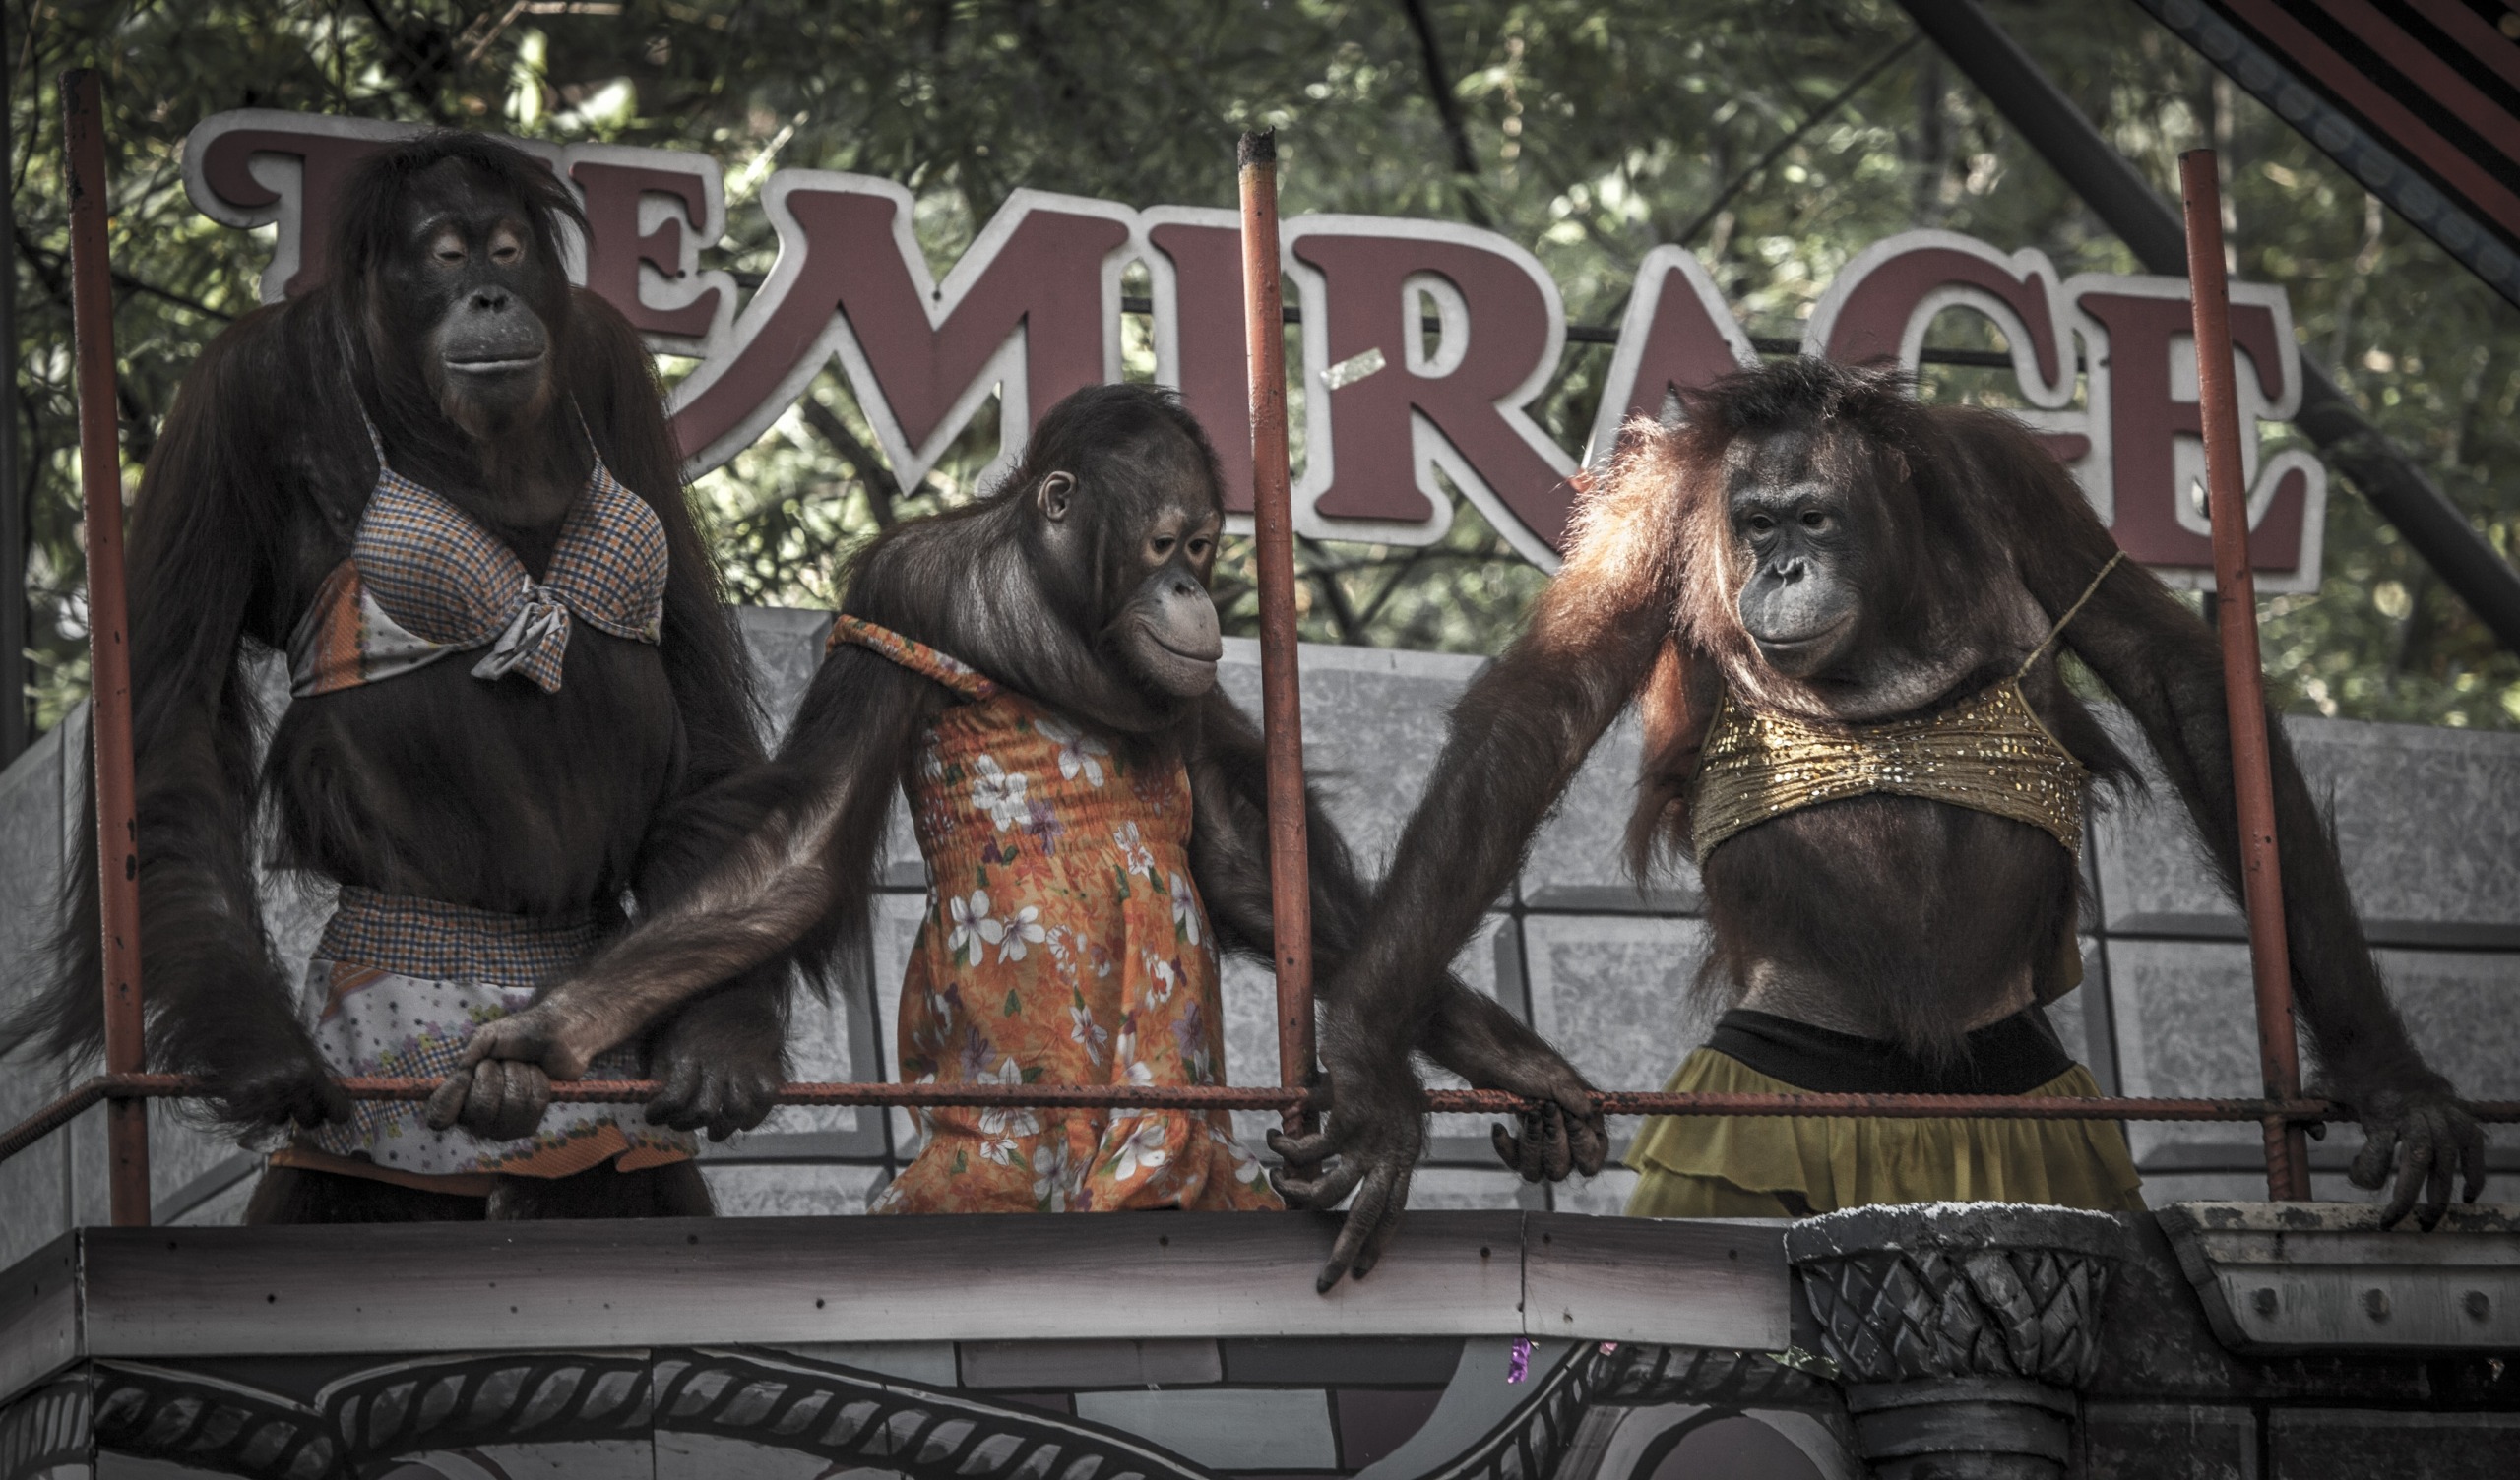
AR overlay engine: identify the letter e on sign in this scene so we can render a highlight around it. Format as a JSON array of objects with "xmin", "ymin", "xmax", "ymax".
[
  {"xmin": 567, "ymin": 145, "xmax": 737, "ymax": 359},
  {"xmin": 2072, "ymin": 277, "xmax": 2323, "ymax": 592}
]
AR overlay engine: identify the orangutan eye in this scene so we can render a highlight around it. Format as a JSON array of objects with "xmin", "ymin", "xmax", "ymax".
[{"xmin": 1151, "ymin": 535, "xmax": 1178, "ymax": 559}]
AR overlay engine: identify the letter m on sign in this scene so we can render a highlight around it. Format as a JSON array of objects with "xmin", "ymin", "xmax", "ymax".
[{"xmin": 669, "ymin": 173, "xmax": 1136, "ymax": 487}]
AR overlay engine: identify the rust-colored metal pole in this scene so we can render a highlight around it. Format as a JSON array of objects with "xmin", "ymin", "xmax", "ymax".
[
  {"xmin": 2179, "ymin": 150, "xmax": 2311, "ymax": 1202},
  {"xmin": 63, "ymin": 68, "xmax": 151, "ymax": 1226},
  {"xmin": 1238, "ymin": 131, "xmax": 1316, "ymax": 1137}
]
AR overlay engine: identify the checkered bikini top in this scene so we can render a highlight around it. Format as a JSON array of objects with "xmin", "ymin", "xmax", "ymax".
[{"xmin": 288, "ymin": 415, "xmax": 668, "ymax": 698}]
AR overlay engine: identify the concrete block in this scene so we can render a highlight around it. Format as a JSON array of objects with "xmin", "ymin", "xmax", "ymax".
[
  {"xmin": 1219, "ymin": 954, "xmax": 1284, "ymax": 1152},
  {"xmin": 0, "ymin": 1137, "xmax": 69, "ymax": 1270},
  {"xmin": 1221, "ymin": 916, "xmax": 1511, "ymax": 1152},
  {"xmin": 2093, "ymin": 710, "xmax": 2520, "ymax": 948},
  {"xmin": 2087, "ymin": 720, "xmax": 2235, "ymax": 938},
  {"xmin": 2110, "ymin": 940, "xmax": 2520, "ymax": 1176},
  {"xmin": 2069, "ymin": 935, "xmax": 2123, "ymax": 1093},
  {"xmin": 2383, "ymin": 947, "xmax": 2520, "ymax": 1103},
  {"xmin": 734, "ymin": 605, "xmax": 834, "ymax": 741},
  {"xmin": 1522, "ymin": 914, "xmax": 1715, "ymax": 1100},
  {"xmin": 2048, "ymin": 974, "xmax": 2092, "ymax": 1072},
  {"xmin": 1217, "ymin": 638, "xmax": 1480, "ymax": 878},
  {"xmin": 0, "ymin": 727, "xmax": 68, "ymax": 1249},
  {"xmin": 698, "ymin": 1160, "xmax": 885, "ymax": 1217},
  {"xmin": 2105, "ymin": 937, "xmax": 2260, "ymax": 1108},
  {"xmin": 742, "ymin": 966, "xmax": 868, "ymax": 1141},
  {"xmin": 879, "ymin": 789, "xmax": 924, "ymax": 887},
  {"xmin": 62, "ymin": 1102, "xmax": 110, "ymax": 1229},
  {"xmin": 738, "ymin": 607, "xmax": 923, "ymax": 884},
  {"xmin": 1523, "ymin": 711, "xmax": 1704, "ymax": 914},
  {"xmin": 0, "ymin": 723, "xmax": 64, "ymax": 1077},
  {"xmin": 869, "ymin": 890, "xmax": 928, "ymax": 1155},
  {"xmin": 144, "ymin": 1099, "xmax": 252, "ymax": 1224}
]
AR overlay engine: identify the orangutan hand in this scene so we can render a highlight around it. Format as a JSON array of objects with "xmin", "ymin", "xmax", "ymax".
[
  {"xmin": 1418, "ymin": 978, "xmax": 1607, "ymax": 1181},
  {"xmin": 2347, "ymin": 1084, "xmax": 2487, "ymax": 1230},
  {"xmin": 422, "ymin": 1000, "xmax": 593, "ymax": 1141},
  {"xmin": 1268, "ymin": 1031, "xmax": 1428, "ymax": 1294}
]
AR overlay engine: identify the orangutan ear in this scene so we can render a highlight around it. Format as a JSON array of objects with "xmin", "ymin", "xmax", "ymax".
[{"xmin": 1038, "ymin": 470, "xmax": 1076, "ymax": 523}]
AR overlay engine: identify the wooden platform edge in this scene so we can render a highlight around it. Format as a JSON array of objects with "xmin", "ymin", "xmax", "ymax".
[
  {"xmin": 0, "ymin": 1232, "xmax": 81, "ymax": 1406},
  {"xmin": 0, "ymin": 1210, "xmax": 1788, "ymax": 1400}
]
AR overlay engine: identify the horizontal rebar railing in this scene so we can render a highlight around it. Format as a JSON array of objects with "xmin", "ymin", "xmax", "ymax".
[{"xmin": 9, "ymin": 1073, "xmax": 2516, "ymax": 1170}]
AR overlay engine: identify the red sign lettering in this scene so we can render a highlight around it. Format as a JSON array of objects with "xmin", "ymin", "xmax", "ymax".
[
  {"xmin": 180, "ymin": 113, "xmax": 2328, "ymax": 589},
  {"xmin": 1287, "ymin": 219, "xmax": 1575, "ymax": 565}
]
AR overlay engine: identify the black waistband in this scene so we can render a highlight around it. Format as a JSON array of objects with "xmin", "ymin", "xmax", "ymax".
[{"xmin": 1706, "ymin": 1006, "xmax": 2073, "ymax": 1095}]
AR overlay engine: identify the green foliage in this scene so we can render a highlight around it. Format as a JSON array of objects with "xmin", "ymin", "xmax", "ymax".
[{"xmin": 6, "ymin": 0, "xmax": 2515, "ymax": 732}]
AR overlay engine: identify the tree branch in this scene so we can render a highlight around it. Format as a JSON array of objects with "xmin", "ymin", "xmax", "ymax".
[
  {"xmin": 1298, "ymin": 534, "xmax": 1371, "ymax": 646},
  {"xmin": 1398, "ymin": 0, "xmax": 1494, "ymax": 229},
  {"xmin": 1670, "ymin": 33, "xmax": 1922, "ymax": 249},
  {"xmin": 794, "ymin": 390, "xmax": 906, "ymax": 527}
]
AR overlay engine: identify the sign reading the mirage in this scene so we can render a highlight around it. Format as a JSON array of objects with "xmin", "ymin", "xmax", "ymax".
[{"xmin": 185, "ymin": 110, "xmax": 2326, "ymax": 588}]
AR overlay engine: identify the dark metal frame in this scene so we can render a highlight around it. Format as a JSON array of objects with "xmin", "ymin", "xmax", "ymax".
[{"xmin": 1897, "ymin": 0, "xmax": 2520, "ymax": 653}]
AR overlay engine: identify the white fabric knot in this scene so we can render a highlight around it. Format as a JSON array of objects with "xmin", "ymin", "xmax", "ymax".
[{"xmin": 470, "ymin": 584, "xmax": 574, "ymax": 687}]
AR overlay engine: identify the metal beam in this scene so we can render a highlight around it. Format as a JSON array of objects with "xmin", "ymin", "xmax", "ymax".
[{"xmin": 1895, "ymin": 0, "xmax": 2520, "ymax": 654}]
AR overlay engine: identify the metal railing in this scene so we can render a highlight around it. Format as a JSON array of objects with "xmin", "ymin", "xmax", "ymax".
[{"xmin": 12, "ymin": 1074, "xmax": 2516, "ymax": 1173}]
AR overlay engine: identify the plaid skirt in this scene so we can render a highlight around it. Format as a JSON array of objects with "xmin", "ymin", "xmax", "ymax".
[{"xmin": 270, "ymin": 886, "xmax": 694, "ymax": 1194}]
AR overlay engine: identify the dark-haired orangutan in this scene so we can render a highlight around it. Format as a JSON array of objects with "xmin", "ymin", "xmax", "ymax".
[
  {"xmin": 5, "ymin": 133, "xmax": 789, "ymax": 1221},
  {"xmin": 1277, "ymin": 356, "xmax": 2484, "ymax": 1278},
  {"xmin": 429, "ymin": 383, "xmax": 1604, "ymax": 1258}
]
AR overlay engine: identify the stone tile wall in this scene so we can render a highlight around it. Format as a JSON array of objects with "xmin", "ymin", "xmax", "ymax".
[{"xmin": 1, "ymin": 611, "xmax": 2511, "ymax": 1251}]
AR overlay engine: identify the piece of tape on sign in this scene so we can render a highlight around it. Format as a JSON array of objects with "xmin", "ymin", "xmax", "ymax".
[{"xmin": 1322, "ymin": 346, "xmax": 1387, "ymax": 390}]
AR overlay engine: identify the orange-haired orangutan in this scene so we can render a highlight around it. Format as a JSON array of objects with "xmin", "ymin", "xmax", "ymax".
[
  {"xmin": 427, "ymin": 384, "xmax": 1605, "ymax": 1273},
  {"xmin": 1276, "ymin": 356, "xmax": 2482, "ymax": 1282}
]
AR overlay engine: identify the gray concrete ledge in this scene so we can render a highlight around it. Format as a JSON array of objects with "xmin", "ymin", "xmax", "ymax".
[{"xmin": 2157, "ymin": 1201, "xmax": 2520, "ymax": 1355}]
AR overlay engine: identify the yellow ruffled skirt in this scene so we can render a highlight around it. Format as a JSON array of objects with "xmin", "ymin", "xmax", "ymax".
[{"xmin": 1623, "ymin": 1047, "xmax": 2147, "ymax": 1218}]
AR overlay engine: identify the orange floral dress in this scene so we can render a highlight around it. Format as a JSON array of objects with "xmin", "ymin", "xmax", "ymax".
[{"xmin": 833, "ymin": 617, "xmax": 1282, "ymax": 1215}]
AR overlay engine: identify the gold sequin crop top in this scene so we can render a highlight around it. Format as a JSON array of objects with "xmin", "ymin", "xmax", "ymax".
[{"xmin": 1688, "ymin": 553, "xmax": 2123, "ymax": 864}]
